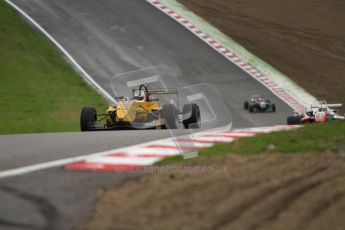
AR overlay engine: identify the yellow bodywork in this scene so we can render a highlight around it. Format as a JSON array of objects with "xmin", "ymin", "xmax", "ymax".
[{"xmin": 106, "ymin": 100, "xmax": 160, "ymax": 127}]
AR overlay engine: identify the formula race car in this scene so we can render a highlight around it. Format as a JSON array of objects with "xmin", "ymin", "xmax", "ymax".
[
  {"xmin": 80, "ymin": 84, "xmax": 201, "ymax": 131},
  {"xmin": 244, "ymin": 95, "xmax": 276, "ymax": 113},
  {"xmin": 287, "ymin": 100, "xmax": 345, "ymax": 125}
]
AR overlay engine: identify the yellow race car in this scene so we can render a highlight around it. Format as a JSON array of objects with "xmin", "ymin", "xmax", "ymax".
[{"xmin": 80, "ymin": 84, "xmax": 201, "ymax": 131}]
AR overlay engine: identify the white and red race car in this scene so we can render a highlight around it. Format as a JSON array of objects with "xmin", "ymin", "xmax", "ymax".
[{"xmin": 287, "ymin": 101, "xmax": 345, "ymax": 125}]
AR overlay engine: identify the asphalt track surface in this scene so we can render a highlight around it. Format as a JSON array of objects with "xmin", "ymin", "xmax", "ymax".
[{"xmin": 1, "ymin": 0, "xmax": 293, "ymax": 229}]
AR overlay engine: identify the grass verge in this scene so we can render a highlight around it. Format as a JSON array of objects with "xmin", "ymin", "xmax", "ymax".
[
  {"xmin": 158, "ymin": 122, "xmax": 345, "ymax": 164},
  {"xmin": 0, "ymin": 1, "xmax": 106, "ymax": 134}
]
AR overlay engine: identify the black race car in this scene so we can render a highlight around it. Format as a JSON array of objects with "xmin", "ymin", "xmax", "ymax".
[{"xmin": 244, "ymin": 95, "xmax": 276, "ymax": 113}]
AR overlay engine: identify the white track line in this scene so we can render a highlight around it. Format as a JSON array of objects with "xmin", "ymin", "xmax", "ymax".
[
  {"xmin": 0, "ymin": 156, "xmax": 87, "ymax": 179},
  {"xmin": 4, "ymin": 0, "xmax": 116, "ymax": 104}
]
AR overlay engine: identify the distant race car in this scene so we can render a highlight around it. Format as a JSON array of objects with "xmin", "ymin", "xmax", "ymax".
[
  {"xmin": 244, "ymin": 95, "xmax": 276, "ymax": 113},
  {"xmin": 80, "ymin": 84, "xmax": 201, "ymax": 131},
  {"xmin": 287, "ymin": 100, "xmax": 345, "ymax": 125}
]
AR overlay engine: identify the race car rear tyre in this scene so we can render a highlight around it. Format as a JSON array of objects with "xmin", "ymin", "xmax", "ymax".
[
  {"xmin": 80, "ymin": 107, "xmax": 97, "ymax": 131},
  {"xmin": 182, "ymin": 104, "xmax": 201, "ymax": 129},
  {"xmin": 162, "ymin": 104, "xmax": 177, "ymax": 129},
  {"xmin": 244, "ymin": 101, "xmax": 249, "ymax": 110},
  {"xmin": 271, "ymin": 104, "xmax": 276, "ymax": 112}
]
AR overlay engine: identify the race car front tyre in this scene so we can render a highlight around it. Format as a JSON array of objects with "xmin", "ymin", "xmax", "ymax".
[
  {"xmin": 244, "ymin": 101, "xmax": 249, "ymax": 110},
  {"xmin": 287, "ymin": 115, "xmax": 302, "ymax": 125},
  {"xmin": 162, "ymin": 104, "xmax": 177, "ymax": 129},
  {"xmin": 183, "ymin": 104, "xmax": 201, "ymax": 129},
  {"xmin": 249, "ymin": 104, "xmax": 254, "ymax": 113},
  {"xmin": 294, "ymin": 115, "xmax": 303, "ymax": 124},
  {"xmin": 287, "ymin": 116, "xmax": 293, "ymax": 125},
  {"xmin": 80, "ymin": 107, "xmax": 97, "ymax": 131}
]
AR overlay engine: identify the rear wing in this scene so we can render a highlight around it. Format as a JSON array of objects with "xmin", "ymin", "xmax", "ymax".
[
  {"xmin": 311, "ymin": 103, "xmax": 342, "ymax": 108},
  {"xmin": 325, "ymin": 103, "xmax": 342, "ymax": 108},
  {"xmin": 132, "ymin": 88, "xmax": 178, "ymax": 96},
  {"xmin": 148, "ymin": 88, "xmax": 180, "ymax": 109},
  {"xmin": 148, "ymin": 88, "xmax": 178, "ymax": 95}
]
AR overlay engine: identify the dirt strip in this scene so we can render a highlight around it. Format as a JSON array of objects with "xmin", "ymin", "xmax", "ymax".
[{"xmin": 81, "ymin": 154, "xmax": 345, "ymax": 230}]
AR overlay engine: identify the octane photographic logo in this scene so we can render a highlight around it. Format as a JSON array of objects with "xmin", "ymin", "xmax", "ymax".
[{"xmin": 110, "ymin": 65, "xmax": 232, "ymax": 160}]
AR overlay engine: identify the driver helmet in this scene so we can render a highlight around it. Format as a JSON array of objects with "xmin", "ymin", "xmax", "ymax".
[
  {"xmin": 259, "ymin": 101, "xmax": 266, "ymax": 108},
  {"xmin": 135, "ymin": 90, "xmax": 146, "ymax": 101},
  {"xmin": 306, "ymin": 110, "xmax": 313, "ymax": 117}
]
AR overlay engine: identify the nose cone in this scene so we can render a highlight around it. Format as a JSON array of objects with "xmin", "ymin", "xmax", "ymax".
[
  {"xmin": 116, "ymin": 101, "xmax": 137, "ymax": 121},
  {"xmin": 116, "ymin": 103, "xmax": 129, "ymax": 120}
]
